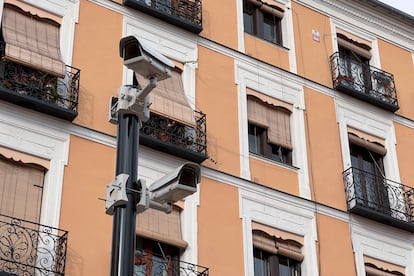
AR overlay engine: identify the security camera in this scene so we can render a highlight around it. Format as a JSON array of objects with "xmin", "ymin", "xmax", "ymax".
[
  {"xmin": 119, "ymin": 35, "xmax": 174, "ymax": 81},
  {"xmin": 149, "ymin": 162, "xmax": 201, "ymax": 204}
]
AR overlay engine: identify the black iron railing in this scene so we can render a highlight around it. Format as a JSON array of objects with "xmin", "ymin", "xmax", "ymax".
[
  {"xmin": 140, "ymin": 111, "xmax": 207, "ymax": 163},
  {"xmin": 134, "ymin": 250, "xmax": 208, "ymax": 276},
  {"xmin": 343, "ymin": 167, "xmax": 414, "ymax": 231},
  {"xmin": 0, "ymin": 214, "xmax": 68, "ymax": 275},
  {"xmin": 124, "ymin": 0, "xmax": 202, "ymax": 33},
  {"xmin": 0, "ymin": 43, "xmax": 80, "ymax": 121},
  {"xmin": 330, "ymin": 52, "xmax": 398, "ymax": 112}
]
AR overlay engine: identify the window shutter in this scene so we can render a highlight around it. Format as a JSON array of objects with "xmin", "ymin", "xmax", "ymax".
[
  {"xmin": 0, "ymin": 155, "xmax": 45, "ymax": 223},
  {"xmin": 2, "ymin": 3, "xmax": 66, "ymax": 78},
  {"xmin": 337, "ymin": 33, "xmax": 372, "ymax": 60},
  {"xmin": 247, "ymin": 96, "xmax": 269, "ymax": 127},
  {"xmin": 267, "ymin": 106, "xmax": 292, "ymax": 150},
  {"xmin": 246, "ymin": 0, "xmax": 284, "ymax": 18},
  {"xmin": 348, "ymin": 133, "xmax": 387, "ymax": 156},
  {"xmin": 135, "ymin": 68, "xmax": 195, "ymax": 126},
  {"xmin": 136, "ymin": 205, "xmax": 188, "ymax": 249},
  {"xmin": 365, "ymin": 263, "xmax": 405, "ymax": 276},
  {"xmin": 247, "ymin": 94, "xmax": 292, "ymax": 149},
  {"xmin": 252, "ymin": 230, "xmax": 303, "ymax": 261},
  {"xmin": 364, "ymin": 256, "xmax": 405, "ymax": 276}
]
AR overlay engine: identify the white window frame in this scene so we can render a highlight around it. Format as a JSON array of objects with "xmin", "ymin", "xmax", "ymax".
[
  {"xmin": 236, "ymin": 0, "xmax": 297, "ymax": 73},
  {"xmin": 240, "ymin": 188, "xmax": 318, "ymax": 276},
  {"xmin": 235, "ymin": 59, "xmax": 310, "ymax": 199}
]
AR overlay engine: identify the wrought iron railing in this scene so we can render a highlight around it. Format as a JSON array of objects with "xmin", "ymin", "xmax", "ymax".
[
  {"xmin": 124, "ymin": 0, "xmax": 202, "ymax": 33},
  {"xmin": 343, "ymin": 167, "xmax": 414, "ymax": 230},
  {"xmin": 330, "ymin": 52, "xmax": 398, "ymax": 112},
  {"xmin": 134, "ymin": 250, "xmax": 208, "ymax": 276},
  {"xmin": 0, "ymin": 214, "xmax": 68, "ymax": 276},
  {"xmin": 0, "ymin": 58, "xmax": 80, "ymax": 112},
  {"xmin": 141, "ymin": 111, "xmax": 207, "ymax": 162}
]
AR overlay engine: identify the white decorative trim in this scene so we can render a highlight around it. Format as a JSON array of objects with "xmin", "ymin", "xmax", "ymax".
[
  {"xmin": 295, "ymin": 0, "xmax": 414, "ymax": 51},
  {"xmin": 335, "ymin": 98, "xmax": 400, "ymax": 183},
  {"xmin": 351, "ymin": 221, "xmax": 414, "ymax": 276},
  {"xmin": 240, "ymin": 188, "xmax": 319, "ymax": 276},
  {"xmin": 0, "ymin": 102, "xmax": 69, "ymax": 229},
  {"xmin": 330, "ymin": 19, "xmax": 381, "ymax": 68},
  {"xmin": 235, "ymin": 59, "xmax": 311, "ymax": 199}
]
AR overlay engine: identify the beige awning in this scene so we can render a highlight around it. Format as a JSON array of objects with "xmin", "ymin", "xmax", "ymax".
[
  {"xmin": 348, "ymin": 133, "xmax": 387, "ymax": 156},
  {"xmin": 136, "ymin": 205, "xmax": 188, "ymax": 249},
  {"xmin": 252, "ymin": 229, "xmax": 303, "ymax": 261},
  {"xmin": 2, "ymin": 3, "xmax": 66, "ymax": 78},
  {"xmin": 247, "ymin": 95, "xmax": 292, "ymax": 150},
  {"xmin": 247, "ymin": 0, "xmax": 285, "ymax": 18},
  {"xmin": 135, "ymin": 68, "xmax": 195, "ymax": 126},
  {"xmin": 337, "ymin": 33, "xmax": 372, "ymax": 60}
]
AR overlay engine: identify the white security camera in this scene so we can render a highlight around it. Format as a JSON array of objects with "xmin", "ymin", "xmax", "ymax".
[
  {"xmin": 119, "ymin": 35, "xmax": 174, "ymax": 81},
  {"xmin": 149, "ymin": 162, "xmax": 201, "ymax": 204}
]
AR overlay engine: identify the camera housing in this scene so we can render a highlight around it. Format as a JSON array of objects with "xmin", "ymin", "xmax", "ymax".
[
  {"xmin": 119, "ymin": 35, "xmax": 174, "ymax": 81},
  {"xmin": 149, "ymin": 162, "xmax": 201, "ymax": 204}
]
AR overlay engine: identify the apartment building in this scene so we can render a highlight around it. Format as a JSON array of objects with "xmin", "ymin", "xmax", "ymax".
[{"xmin": 0, "ymin": 0, "xmax": 413, "ymax": 275}]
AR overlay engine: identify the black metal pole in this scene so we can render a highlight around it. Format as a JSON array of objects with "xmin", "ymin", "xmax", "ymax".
[{"xmin": 110, "ymin": 112, "xmax": 140, "ymax": 276}]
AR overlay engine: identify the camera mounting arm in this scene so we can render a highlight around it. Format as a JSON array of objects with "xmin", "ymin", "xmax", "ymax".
[{"xmin": 109, "ymin": 76, "xmax": 157, "ymax": 123}]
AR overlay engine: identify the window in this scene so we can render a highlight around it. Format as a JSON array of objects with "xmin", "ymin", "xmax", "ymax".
[
  {"xmin": 247, "ymin": 95, "xmax": 292, "ymax": 165},
  {"xmin": 337, "ymin": 33, "xmax": 372, "ymax": 93},
  {"xmin": 349, "ymin": 133, "xmax": 389, "ymax": 214},
  {"xmin": 252, "ymin": 230, "xmax": 302, "ymax": 276},
  {"xmin": 134, "ymin": 238, "xmax": 180, "ymax": 276},
  {"xmin": 0, "ymin": 155, "xmax": 45, "ymax": 223},
  {"xmin": 243, "ymin": 0, "xmax": 283, "ymax": 45}
]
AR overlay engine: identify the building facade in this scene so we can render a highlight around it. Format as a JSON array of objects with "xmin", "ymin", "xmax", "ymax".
[{"xmin": 0, "ymin": 0, "xmax": 414, "ymax": 275}]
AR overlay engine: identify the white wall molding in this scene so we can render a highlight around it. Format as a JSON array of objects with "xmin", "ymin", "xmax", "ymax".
[
  {"xmin": 335, "ymin": 98, "xmax": 400, "ymax": 183},
  {"xmin": 0, "ymin": 102, "xmax": 69, "ymax": 229},
  {"xmin": 351, "ymin": 221, "xmax": 414, "ymax": 276},
  {"xmin": 239, "ymin": 188, "xmax": 319, "ymax": 276},
  {"xmin": 295, "ymin": 0, "xmax": 414, "ymax": 51},
  {"xmin": 235, "ymin": 59, "xmax": 310, "ymax": 199}
]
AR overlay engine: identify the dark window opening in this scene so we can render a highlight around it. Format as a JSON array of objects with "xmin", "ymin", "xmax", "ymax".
[
  {"xmin": 349, "ymin": 142, "xmax": 390, "ymax": 214},
  {"xmin": 243, "ymin": 0, "xmax": 282, "ymax": 45},
  {"xmin": 253, "ymin": 247, "xmax": 301, "ymax": 276},
  {"xmin": 248, "ymin": 123, "xmax": 292, "ymax": 165}
]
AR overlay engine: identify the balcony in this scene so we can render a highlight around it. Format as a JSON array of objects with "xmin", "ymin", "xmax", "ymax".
[
  {"xmin": 343, "ymin": 167, "xmax": 414, "ymax": 232},
  {"xmin": 0, "ymin": 56, "xmax": 80, "ymax": 121},
  {"xmin": 123, "ymin": 0, "xmax": 202, "ymax": 33},
  {"xmin": 140, "ymin": 111, "xmax": 208, "ymax": 163},
  {"xmin": 134, "ymin": 250, "xmax": 208, "ymax": 276},
  {"xmin": 330, "ymin": 52, "xmax": 398, "ymax": 112},
  {"xmin": 0, "ymin": 214, "xmax": 68, "ymax": 276}
]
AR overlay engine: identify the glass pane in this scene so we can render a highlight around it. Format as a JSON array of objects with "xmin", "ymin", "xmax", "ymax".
[
  {"xmin": 248, "ymin": 124, "xmax": 261, "ymax": 155},
  {"xmin": 263, "ymin": 19, "xmax": 276, "ymax": 43},
  {"xmin": 244, "ymin": 13, "xmax": 254, "ymax": 34}
]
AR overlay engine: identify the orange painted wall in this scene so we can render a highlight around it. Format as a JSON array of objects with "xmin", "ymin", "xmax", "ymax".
[
  {"xmin": 200, "ymin": 0, "xmax": 238, "ymax": 49},
  {"xmin": 196, "ymin": 46, "xmax": 240, "ymax": 175},
  {"xmin": 72, "ymin": 0, "xmax": 123, "ymax": 135},
  {"xmin": 292, "ymin": 2, "xmax": 334, "ymax": 87},
  {"xmin": 317, "ymin": 214, "xmax": 356, "ymax": 276},
  {"xmin": 249, "ymin": 157, "xmax": 299, "ymax": 195},
  {"xmin": 394, "ymin": 122, "xmax": 414, "ymax": 188},
  {"xmin": 198, "ymin": 178, "xmax": 244, "ymax": 276},
  {"xmin": 60, "ymin": 135, "xmax": 115, "ymax": 276},
  {"xmin": 377, "ymin": 39, "xmax": 414, "ymax": 119},
  {"xmin": 244, "ymin": 34, "xmax": 290, "ymax": 71},
  {"xmin": 304, "ymin": 87, "xmax": 346, "ymax": 210}
]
